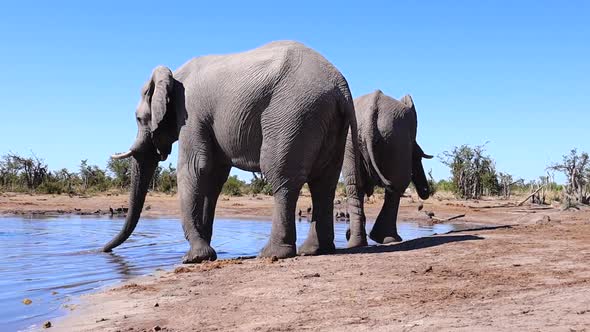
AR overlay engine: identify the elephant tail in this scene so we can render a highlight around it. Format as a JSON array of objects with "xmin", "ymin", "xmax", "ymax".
[
  {"xmin": 339, "ymin": 91, "xmax": 364, "ymax": 193},
  {"xmin": 363, "ymin": 92, "xmax": 394, "ymax": 190},
  {"xmin": 339, "ymin": 89, "xmax": 369, "ymax": 247}
]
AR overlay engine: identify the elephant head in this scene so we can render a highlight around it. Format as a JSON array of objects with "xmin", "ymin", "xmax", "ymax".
[
  {"xmin": 103, "ymin": 66, "xmax": 178, "ymax": 252},
  {"xmin": 401, "ymin": 94, "xmax": 433, "ymax": 200},
  {"xmin": 412, "ymin": 142, "xmax": 433, "ymax": 199}
]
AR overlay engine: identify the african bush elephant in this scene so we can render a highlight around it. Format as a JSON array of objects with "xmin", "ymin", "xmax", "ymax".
[
  {"xmin": 343, "ymin": 90, "xmax": 432, "ymax": 247},
  {"xmin": 103, "ymin": 41, "xmax": 365, "ymax": 263}
]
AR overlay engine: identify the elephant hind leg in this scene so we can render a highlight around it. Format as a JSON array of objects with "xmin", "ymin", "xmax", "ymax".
[
  {"xmin": 259, "ymin": 187, "xmax": 300, "ymax": 259},
  {"xmin": 258, "ymin": 141, "xmax": 310, "ymax": 259},
  {"xmin": 369, "ymin": 190, "xmax": 403, "ymax": 244},
  {"xmin": 298, "ymin": 171, "xmax": 339, "ymax": 256}
]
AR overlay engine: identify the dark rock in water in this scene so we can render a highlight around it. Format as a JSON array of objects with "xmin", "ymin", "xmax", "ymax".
[{"xmin": 43, "ymin": 321, "xmax": 51, "ymax": 328}]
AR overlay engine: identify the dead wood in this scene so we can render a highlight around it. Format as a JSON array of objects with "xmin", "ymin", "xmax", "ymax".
[{"xmin": 517, "ymin": 185, "xmax": 547, "ymax": 206}]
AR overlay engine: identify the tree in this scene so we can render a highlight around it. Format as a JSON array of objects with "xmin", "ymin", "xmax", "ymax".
[
  {"xmin": 440, "ymin": 144, "xmax": 498, "ymax": 199},
  {"xmin": 79, "ymin": 159, "xmax": 111, "ymax": 192},
  {"xmin": 498, "ymin": 172, "xmax": 523, "ymax": 199},
  {"xmin": 0, "ymin": 155, "xmax": 20, "ymax": 190},
  {"xmin": 150, "ymin": 165, "xmax": 163, "ymax": 191},
  {"xmin": 1, "ymin": 153, "xmax": 48, "ymax": 190},
  {"xmin": 107, "ymin": 157, "xmax": 132, "ymax": 189},
  {"xmin": 157, "ymin": 163, "xmax": 177, "ymax": 193},
  {"xmin": 548, "ymin": 149, "xmax": 590, "ymax": 204},
  {"xmin": 250, "ymin": 172, "xmax": 272, "ymax": 195}
]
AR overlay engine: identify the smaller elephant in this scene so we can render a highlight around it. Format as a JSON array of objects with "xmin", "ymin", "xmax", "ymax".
[{"xmin": 344, "ymin": 90, "xmax": 432, "ymax": 246}]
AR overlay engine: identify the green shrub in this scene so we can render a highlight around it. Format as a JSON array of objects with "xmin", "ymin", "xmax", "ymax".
[
  {"xmin": 37, "ymin": 181, "xmax": 65, "ymax": 194},
  {"xmin": 222, "ymin": 175, "xmax": 246, "ymax": 196},
  {"xmin": 250, "ymin": 172, "xmax": 272, "ymax": 195}
]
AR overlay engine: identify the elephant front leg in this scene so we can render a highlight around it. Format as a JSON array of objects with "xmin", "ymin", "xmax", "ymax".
[
  {"xmin": 369, "ymin": 190, "xmax": 402, "ymax": 244},
  {"xmin": 202, "ymin": 165, "xmax": 231, "ymax": 243},
  {"xmin": 178, "ymin": 149, "xmax": 221, "ymax": 264},
  {"xmin": 260, "ymin": 188, "xmax": 298, "ymax": 259}
]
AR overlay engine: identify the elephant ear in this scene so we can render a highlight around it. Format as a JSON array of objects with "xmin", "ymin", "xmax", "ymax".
[
  {"xmin": 401, "ymin": 94, "xmax": 414, "ymax": 109},
  {"xmin": 149, "ymin": 66, "xmax": 176, "ymax": 160}
]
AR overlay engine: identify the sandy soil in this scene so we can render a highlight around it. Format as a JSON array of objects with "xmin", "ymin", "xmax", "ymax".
[{"xmin": 3, "ymin": 193, "xmax": 589, "ymax": 331}]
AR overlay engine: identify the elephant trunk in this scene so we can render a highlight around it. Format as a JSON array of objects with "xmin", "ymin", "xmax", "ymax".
[{"xmin": 102, "ymin": 152, "xmax": 159, "ymax": 252}]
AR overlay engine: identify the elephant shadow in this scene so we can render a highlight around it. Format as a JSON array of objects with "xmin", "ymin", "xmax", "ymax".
[{"xmin": 335, "ymin": 234, "xmax": 484, "ymax": 255}]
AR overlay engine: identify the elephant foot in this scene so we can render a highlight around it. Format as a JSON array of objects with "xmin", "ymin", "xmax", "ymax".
[
  {"xmin": 298, "ymin": 238, "xmax": 335, "ymax": 256},
  {"xmin": 369, "ymin": 229, "xmax": 402, "ymax": 244},
  {"xmin": 259, "ymin": 242, "xmax": 296, "ymax": 259},
  {"xmin": 182, "ymin": 243, "xmax": 217, "ymax": 264},
  {"xmin": 346, "ymin": 228, "xmax": 368, "ymax": 248}
]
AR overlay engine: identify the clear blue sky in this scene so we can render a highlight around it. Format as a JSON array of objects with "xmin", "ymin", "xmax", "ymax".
[{"xmin": 0, "ymin": 1, "xmax": 588, "ymax": 183}]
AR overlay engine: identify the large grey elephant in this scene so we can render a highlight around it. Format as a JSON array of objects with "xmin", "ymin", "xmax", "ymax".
[
  {"xmin": 103, "ymin": 41, "xmax": 365, "ymax": 263},
  {"xmin": 343, "ymin": 90, "xmax": 432, "ymax": 247}
]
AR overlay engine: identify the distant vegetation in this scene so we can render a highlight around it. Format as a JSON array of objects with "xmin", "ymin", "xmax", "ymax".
[
  {"xmin": 434, "ymin": 144, "xmax": 577, "ymax": 205},
  {"xmin": 1, "ymin": 147, "xmax": 587, "ymax": 206},
  {"xmin": 0, "ymin": 152, "xmax": 271, "ymax": 197}
]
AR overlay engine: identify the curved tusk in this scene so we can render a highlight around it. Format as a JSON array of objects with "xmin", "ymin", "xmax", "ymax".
[
  {"xmin": 111, "ymin": 150, "xmax": 134, "ymax": 159},
  {"xmin": 422, "ymin": 153, "xmax": 434, "ymax": 159}
]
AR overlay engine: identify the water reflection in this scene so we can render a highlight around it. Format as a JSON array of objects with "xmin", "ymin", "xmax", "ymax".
[{"xmin": 0, "ymin": 216, "xmax": 458, "ymax": 331}]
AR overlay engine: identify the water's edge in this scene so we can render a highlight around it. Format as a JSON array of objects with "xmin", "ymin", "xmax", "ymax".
[{"xmin": 0, "ymin": 216, "xmax": 487, "ymax": 331}]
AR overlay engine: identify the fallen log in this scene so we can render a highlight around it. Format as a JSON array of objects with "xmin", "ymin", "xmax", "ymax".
[
  {"xmin": 468, "ymin": 203, "xmax": 514, "ymax": 209},
  {"xmin": 431, "ymin": 214, "xmax": 466, "ymax": 223},
  {"xmin": 517, "ymin": 185, "xmax": 546, "ymax": 206}
]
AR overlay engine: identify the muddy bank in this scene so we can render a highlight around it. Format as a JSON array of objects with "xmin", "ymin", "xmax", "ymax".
[
  {"xmin": 0, "ymin": 191, "xmax": 529, "ymax": 225},
  {"xmin": 50, "ymin": 207, "xmax": 590, "ymax": 331}
]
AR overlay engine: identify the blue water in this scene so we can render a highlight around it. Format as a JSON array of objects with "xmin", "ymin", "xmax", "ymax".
[{"xmin": 0, "ymin": 216, "xmax": 457, "ymax": 331}]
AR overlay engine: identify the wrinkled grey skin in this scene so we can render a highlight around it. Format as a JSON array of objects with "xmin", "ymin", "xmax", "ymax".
[
  {"xmin": 103, "ymin": 41, "xmax": 365, "ymax": 263},
  {"xmin": 343, "ymin": 90, "xmax": 432, "ymax": 247}
]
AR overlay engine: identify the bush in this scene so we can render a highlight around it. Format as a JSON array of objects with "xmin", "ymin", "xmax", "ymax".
[
  {"xmin": 436, "ymin": 179, "xmax": 456, "ymax": 193},
  {"xmin": 37, "ymin": 181, "xmax": 65, "ymax": 194},
  {"xmin": 427, "ymin": 170, "xmax": 437, "ymax": 196},
  {"xmin": 222, "ymin": 175, "xmax": 246, "ymax": 196},
  {"xmin": 250, "ymin": 172, "xmax": 272, "ymax": 195}
]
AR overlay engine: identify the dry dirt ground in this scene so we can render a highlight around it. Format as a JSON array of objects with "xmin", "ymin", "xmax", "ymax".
[{"xmin": 2, "ymin": 193, "xmax": 589, "ymax": 331}]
